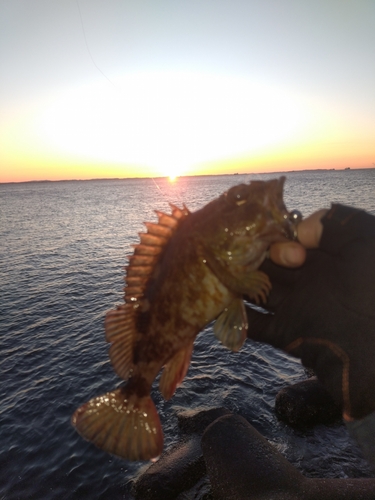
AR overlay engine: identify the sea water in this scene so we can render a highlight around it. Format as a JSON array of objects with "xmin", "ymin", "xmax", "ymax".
[{"xmin": 1, "ymin": 169, "xmax": 374, "ymax": 499}]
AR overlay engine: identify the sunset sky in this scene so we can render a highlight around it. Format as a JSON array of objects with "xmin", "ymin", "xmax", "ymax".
[{"xmin": 1, "ymin": 0, "xmax": 374, "ymax": 183}]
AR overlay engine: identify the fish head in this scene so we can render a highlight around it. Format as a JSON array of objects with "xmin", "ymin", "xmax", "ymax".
[{"xmin": 198, "ymin": 177, "xmax": 297, "ymax": 269}]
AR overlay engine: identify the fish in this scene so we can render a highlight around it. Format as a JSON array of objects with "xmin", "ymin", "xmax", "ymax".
[{"xmin": 72, "ymin": 177, "xmax": 296, "ymax": 461}]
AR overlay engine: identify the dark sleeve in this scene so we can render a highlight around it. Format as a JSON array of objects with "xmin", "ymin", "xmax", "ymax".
[{"xmin": 320, "ymin": 204, "xmax": 375, "ymax": 254}]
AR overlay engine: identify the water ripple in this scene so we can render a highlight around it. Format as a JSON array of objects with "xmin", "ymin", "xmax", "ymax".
[{"xmin": 1, "ymin": 171, "xmax": 374, "ymax": 498}]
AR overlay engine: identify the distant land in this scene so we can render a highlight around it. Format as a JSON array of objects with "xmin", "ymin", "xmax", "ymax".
[{"xmin": 1, "ymin": 167, "xmax": 374, "ymax": 185}]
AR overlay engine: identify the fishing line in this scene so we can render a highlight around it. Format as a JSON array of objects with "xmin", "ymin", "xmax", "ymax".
[
  {"xmin": 150, "ymin": 177, "xmax": 188, "ymax": 211},
  {"xmin": 151, "ymin": 177, "xmax": 174, "ymax": 204},
  {"xmin": 75, "ymin": 1, "xmax": 184, "ymax": 204},
  {"xmin": 151, "ymin": 177, "xmax": 166, "ymax": 199},
  {"xmin": 75, "ymin": 0, "xmax": 118, "ymax": 91}
]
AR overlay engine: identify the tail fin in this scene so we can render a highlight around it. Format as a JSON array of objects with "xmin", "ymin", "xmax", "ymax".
[{"xmin": 71, "ymin": 388, "xmax": 163, "ymax": 461}]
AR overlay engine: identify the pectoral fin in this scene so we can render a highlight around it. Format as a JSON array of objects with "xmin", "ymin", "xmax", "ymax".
[
  {"xmin": 214, "ymin": 298, "xmax": 248, "ymax": 352},
  {"xmin": 204, "ymin": 249, "xmax": 271, "ymax": 303},
  {"xmin": 159, "ymin": 343, "xmax": 194, "ymax": 400},
  {"xmin": 240, "ymin": 269, "xmax": 271, "ymax": 304}
]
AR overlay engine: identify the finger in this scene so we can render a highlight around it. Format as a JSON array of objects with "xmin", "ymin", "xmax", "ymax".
[
  {"xmin": 297, "ymin": 209, "xmax": 328, "ymax": 249},
  {"xmin": 268, "ymin": 209, "xmax": 328, "ymax": 267},
  {"xmin": 269, "ymin": 241, "xmax": 306, "ymax": 268}
]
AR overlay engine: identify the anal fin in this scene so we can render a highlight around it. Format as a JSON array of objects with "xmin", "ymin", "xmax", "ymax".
[
  {"xmin": 214, "ymin": 298, "xmax": 248, "ymax": 352},
  {"xmin": 159, "ymin": 343, "xmax": 194, "ymax": 400},
  {"xmin": 72, "ymin": 388, "xmax": 163, "ymax": 461}
]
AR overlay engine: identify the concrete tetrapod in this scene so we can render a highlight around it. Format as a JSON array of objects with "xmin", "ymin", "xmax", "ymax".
[
  {"xmin": 202, "ymin": 414, "xmax": 375, "ymax": 500},
  {"xmin": 275, "ymin": 377, "xmax": 342, "ymax": 429},
  {"xmin": 132, "ymin": 408, "xmax": 231, "ymax": 499}
]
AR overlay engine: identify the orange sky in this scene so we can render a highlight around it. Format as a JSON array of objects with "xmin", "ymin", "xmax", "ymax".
[{"xmin": 1, "ymin": 1, "xmax": 374, "ymax": 183}]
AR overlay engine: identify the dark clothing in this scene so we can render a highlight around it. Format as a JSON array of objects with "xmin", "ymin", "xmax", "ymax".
[{"xmin": 246, "ymin": 204, "xmax": 375, "ymax": 469}]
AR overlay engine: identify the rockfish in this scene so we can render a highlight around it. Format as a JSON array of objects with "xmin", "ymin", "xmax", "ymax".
[{"xmin": 72, "ymin": 177, "xmax": 296, "ymax": 461}]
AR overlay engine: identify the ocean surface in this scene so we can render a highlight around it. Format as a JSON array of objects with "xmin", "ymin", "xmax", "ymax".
[{"xmin": 1, "ymin": 169, "xmax": 375, "ymax": 499}]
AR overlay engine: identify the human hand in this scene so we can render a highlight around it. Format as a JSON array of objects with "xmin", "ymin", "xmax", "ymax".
[
  {"xmin": 246, "ymin": 205, "xmax": 375, "ymax": 421},
  {"xmin": 267, "ymin": 208, "xmax": 328, "ymax": 268}
]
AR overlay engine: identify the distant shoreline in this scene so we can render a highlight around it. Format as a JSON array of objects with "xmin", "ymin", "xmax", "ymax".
[{"xmin": 1, "ymin": 167, "xmax": 374, "ymax": 185}]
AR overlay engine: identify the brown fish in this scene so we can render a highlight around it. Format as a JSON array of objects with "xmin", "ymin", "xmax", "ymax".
[{"xmin": 72, "ymin": 177, "xmax": 296, "ymax": 461}]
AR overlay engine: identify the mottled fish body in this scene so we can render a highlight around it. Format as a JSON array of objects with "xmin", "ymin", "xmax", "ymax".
[{"xmin": 72, "ymin": 177, "xmax": 295, "ymax": 460}]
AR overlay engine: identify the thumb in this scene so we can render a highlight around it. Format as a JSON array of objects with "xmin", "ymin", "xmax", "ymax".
[
  {"xmin": 297, "ymin": 209, "xmax": 328, "ymax": 248},
  {"xmin": 268, "ymin": 209, "xmax": 328, "ymax": 268}
]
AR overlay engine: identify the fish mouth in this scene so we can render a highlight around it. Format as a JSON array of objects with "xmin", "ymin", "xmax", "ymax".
[
  {"xmin": 281, "ymin": 216, "xmax": 297, "ymax": 241},
  {"xmin": 285, "ymin": 209, "xmax": 303, "ymax": 241},
  {"xmin": 261, "ymin": 211, "xmax": 301, "ymax": 243}
]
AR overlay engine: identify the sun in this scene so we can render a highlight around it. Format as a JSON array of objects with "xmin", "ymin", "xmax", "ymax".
[{"xmin": 161, "ymin": 163, "xmax": 182, "ymax": 182}]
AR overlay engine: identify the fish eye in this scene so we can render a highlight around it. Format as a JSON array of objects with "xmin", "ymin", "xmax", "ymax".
[{"xmin": 225, "ymin": 184, "xmax": 249, "ymax": 206}]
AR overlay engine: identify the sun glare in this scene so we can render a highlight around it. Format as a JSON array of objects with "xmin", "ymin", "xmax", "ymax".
[
  {"xmin": 162, "ymin": 163, "xmax": 182, "ymax": 182},
  {"xmin": 33, "ymin": 72, "xmax": 311, "ymax": 177}
]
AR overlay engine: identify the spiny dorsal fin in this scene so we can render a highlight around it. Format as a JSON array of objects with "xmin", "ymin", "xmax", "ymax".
[
  {"xmin": 105, "ymin": 204, "xmax": 190, "ymax": 379},
  {"xmin": 127, "ymin": 254, "xmax": 156, "ymax": 266},
  {"xmin": 168, "ymin": 203, "xmax": 189, "ymax": 220},
  {"xmin": 138, "ymin": 232, "xmax": 168, "ymax": 247},
  {"xmin": 125, "ymin": 204, "xmax": 189, "ymax": 303},
  {"xmin": 125, "ymin": 265, "xmax": 153, "ymax": 277},
  {"xmin": 144, "ymin": 222, "xmax": 173, "ymax": 239},
  {"xmin": 154, "ymin": 210, "xmax": 179, "ymax": 229},
  {"xmin": 182, "ymin": 204, "xmax": 191, "ymax": 215}
]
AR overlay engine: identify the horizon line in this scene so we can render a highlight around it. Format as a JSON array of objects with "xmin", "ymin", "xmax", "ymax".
[{"xmin": 1, "ymin": 166, "xmax": 373, "ymax": 185}]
